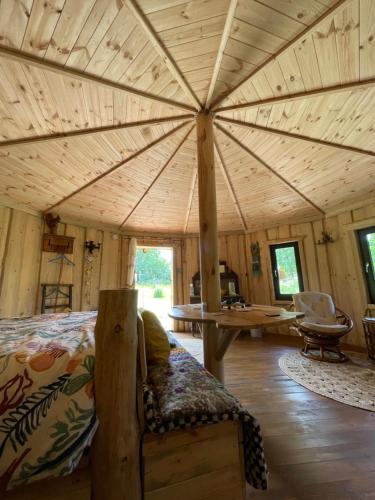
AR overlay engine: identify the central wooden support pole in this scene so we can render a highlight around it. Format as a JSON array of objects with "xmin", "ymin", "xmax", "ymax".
[{"xmin": 196, "ymin": 111, "xmax": 223, "ymax": 382}]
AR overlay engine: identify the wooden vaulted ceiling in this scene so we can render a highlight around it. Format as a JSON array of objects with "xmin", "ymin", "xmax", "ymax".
[{"xmin": 0, "ymin": 0, "xmax": 374, "ymax": 234}]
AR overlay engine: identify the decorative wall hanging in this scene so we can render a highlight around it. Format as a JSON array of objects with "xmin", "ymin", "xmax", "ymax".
[
  {"xmin": 85, "ymin": 240, "xmax": 101, "ymax": 254},
  {"xmin": 317, "ymin": 231, "xmax": 335, "ymax": 245},
  {"xmin": 42, "ymin": 212, "xmax": 75, "ymax": 254},
  {"xmin": 251, "ymin": 242, "xmax": 262, "ymax": 277}
]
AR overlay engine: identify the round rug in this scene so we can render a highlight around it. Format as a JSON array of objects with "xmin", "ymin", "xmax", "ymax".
[{"xmin": 279, "ymin": 351, "xmax": 375, "ymax": 411}]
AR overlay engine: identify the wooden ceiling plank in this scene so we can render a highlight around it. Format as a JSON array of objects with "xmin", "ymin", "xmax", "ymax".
[
  {"xmin": 215, "ymin": 115, "xmax": 375, "ymax": 158},
  {"xmin": 214, "ymin": 137, "xmax": 248, "ymax": 231},
  {"xmin": 44, "ymin": 120, "xmax": 193, "ymax": 213},
  {"xmin": 0, "ymin": 45, "xmax": 197, "ymax": 113},
  {"xmin": 119, "ymin": 124, "xmax": 195, "ymax": 229},
  {"xmin": 210, "ymin": 0, "xmax": 349, "ymax": 110},
  {"xmin": 214, "ymin": 77, "xmax": 375, "ymax": 113},
  {"xmin": 205, "ymin": 0, "xmax": 237, "ymax": 108},
  {"xmin": 215, "ymin": 122, "xmax": 325, "ymax": 216},
  {"xmin": 124, "ymin": 0, "xmax": 201, "ymax": 110},
  {"xmin": 184, "ymin": 167, "xmax": 197, "ymax": 233},
  {"xmin": 0, "ymin": 114, "xmax": 194, "ymax": 148}
]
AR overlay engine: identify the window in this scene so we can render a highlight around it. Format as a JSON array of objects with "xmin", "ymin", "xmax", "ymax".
[
  {"xmin": 270, "ymin": 242, "xmax": 304, "ymax": 301},
  {"xmin": 357, "ymin": 226, "xmax": 375, "ymax": 304}
]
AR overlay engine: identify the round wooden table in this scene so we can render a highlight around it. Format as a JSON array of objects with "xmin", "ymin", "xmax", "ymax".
[{"xmin": 169, "ymin": 304, "xmax": 304, "ymax": 382}]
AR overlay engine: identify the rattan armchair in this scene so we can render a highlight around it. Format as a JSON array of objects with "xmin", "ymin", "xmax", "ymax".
[{"xmin": 291, "ymin": 292, "xmax": 353, "ymax": 363}]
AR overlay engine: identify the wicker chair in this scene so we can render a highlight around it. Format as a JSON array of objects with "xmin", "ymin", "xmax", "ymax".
[{"xmin": 291, "ymin": 292, "xmax": 353, "ymax": 363}]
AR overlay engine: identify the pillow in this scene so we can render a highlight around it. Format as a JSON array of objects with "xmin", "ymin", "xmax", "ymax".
[{"xmin": 141, "ymin": 310, "xmax": 171, "ymax": 365}]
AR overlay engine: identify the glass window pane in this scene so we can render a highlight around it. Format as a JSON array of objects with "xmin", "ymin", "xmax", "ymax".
[
  {"xmin": 366, "ymin": 232, "xmax": 375, "ymax": 273},
  {"xmin": 275, "ymin": 246, "xmax": 301, "ymax": 295}
]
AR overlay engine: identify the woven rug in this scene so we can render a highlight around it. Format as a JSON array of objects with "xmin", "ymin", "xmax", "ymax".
[{"xmin": 279, "ymin": 351, "xmax": 375, "ymax": 412}]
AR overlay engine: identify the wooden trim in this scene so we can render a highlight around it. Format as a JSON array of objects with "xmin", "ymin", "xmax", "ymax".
[
  {"xmin": 214, "ymin": 78, "xmax": 375, "ymax": 113},
  {"xmin": 343, "ymin": 217, "xmax": 375, "ymax": 231},
  {"xmin": 215, "ymin": 122, "xmax": 325, "ymax": 216},
  {"xmin": 184, "ymin": 167, "xmax": 197, "ymax": 233},
  {"xmin": 44, "ymin": 120, "xmax": 193, "ymax": 212},
  {"xmin": 92, "ymin": 288, "xmax": 141, "ymax": 500},
  {"xmin": 205, "ymin": 0, "xmax": 237, "ymax": 108},
  {"xmin": 0, "ymin": 115, "xmax": 195, "ymax": 148},
  {"xmin": 125, "ymin": 0, "xmax": 201, "ymax": 110},
  {"xmin": 210, "ymin": 0, "xmax": 350, "ymax": 109},
  {"xmin": 214, "ymin": 138, "xmax": 248, "ymax": 231},
  {"xmin": 0, "ymin": 45, "xmax": 197, "ymax": 113},
  {"xmin": 119, "ymin": 124, "xmax": 195, "ymax": 229},
  {"xmin": 266, "ymin": 235, "xmax": 306, "ymax": 246},
  {"xmin": 325, "ymin": 197, "xmax": 375, "ymax": 217},
  {"xmin": 215, "ymin": 116, "xmax": 375, "ymax": 158}
]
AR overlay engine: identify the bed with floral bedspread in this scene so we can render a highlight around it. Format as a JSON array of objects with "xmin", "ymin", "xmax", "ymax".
[
  {"xmin": 0, "ymin": 312, "xmax": 98, "ymax": 492},
  {"xmin": 0, "ymin": 311, "xmax": 267, "ymax": 493}
]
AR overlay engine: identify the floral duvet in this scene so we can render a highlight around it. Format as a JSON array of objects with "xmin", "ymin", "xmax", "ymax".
[{"xmin": 0, "ymin": 312, "xmax": 98, "ymax": 492}]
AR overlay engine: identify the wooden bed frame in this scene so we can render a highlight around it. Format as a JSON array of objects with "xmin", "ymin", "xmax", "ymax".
[{"xmin": 4, "ymin": 289, "xmax": 246, "ymax": 500}]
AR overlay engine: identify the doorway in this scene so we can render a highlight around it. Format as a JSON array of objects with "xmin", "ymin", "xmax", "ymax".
[{"xmin": 135, "ymin": 246, "xmax": 173, "ymax": 330}]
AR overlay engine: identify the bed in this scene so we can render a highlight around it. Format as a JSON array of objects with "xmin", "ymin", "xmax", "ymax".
[
  {"xmin": 0, "ymin": 312, "xmax": 98, "ymax": 492},
  {"xmin": 1, "ymin": 290, "xmax": 267, "ymax": 500}
]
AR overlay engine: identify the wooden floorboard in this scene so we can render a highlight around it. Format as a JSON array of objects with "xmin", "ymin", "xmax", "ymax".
[{"xmin": 174, "ymin": 332, "xmax": 375, "ymax": 500}]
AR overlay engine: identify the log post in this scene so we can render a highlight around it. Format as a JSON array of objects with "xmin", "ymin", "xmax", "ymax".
[
  {"xmin": 92, "ymin": 288, "xmax": 141, "ymax": 500},
  {"xmin": 196, "ymin": 110, "xmax": 223, "ymax": 382}
]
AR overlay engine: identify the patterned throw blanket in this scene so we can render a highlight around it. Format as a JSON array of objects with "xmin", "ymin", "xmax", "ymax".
[
  {"xmin": 0, "ymin": 312, "xmax": 267, "ymax": 492},
  {"xmin": 144, "ymin": 342, "xmax": 268, "ymax": 490},
  {"xmin": 0, "ymin": 312, "xmax": 97, "ymax": 492}
]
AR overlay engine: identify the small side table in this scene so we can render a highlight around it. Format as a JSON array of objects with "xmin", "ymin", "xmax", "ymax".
[{"xmin": 362, "ymin": 317, "xmax": 375, "ymax": 361}]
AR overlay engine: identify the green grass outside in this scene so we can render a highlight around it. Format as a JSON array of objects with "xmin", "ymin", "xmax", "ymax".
[{"xmin": 136, "ymin": 284, "xmax": 172, "ymax": 329}]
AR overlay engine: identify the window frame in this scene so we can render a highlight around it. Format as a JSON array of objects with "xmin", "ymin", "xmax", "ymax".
[
  {"xmin": 357, "ymin": 226, "xmax": 375, "ymax": 304},
  {"xmin": 269, "ymin": 241, "xmax": 305, "ymax": 301}
]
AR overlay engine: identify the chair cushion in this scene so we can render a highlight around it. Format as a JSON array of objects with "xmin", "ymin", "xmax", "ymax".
[
  {"xmin": 141, "ymin": 309, "xmax": 171, "ymax": 365},
  {"xmin": 301, "ymin": 321, "xmax": 348, "ymax": 334},
  {"xmin": 293, "ymin": 292, "xmax": 336, "ymax": 324}
]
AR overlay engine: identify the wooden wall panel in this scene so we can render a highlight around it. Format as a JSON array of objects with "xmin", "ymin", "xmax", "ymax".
[
  {"xmin": 1, "ymin": 201, "xmax": 374, "ymax": 348},
  {"xmin": 0, "ymin": 209, "xmax": 42, "ymax": 317}
]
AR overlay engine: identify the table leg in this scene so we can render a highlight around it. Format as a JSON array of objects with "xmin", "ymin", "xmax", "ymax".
[
  {"xmin": 215, "ymin": 329, "xmax": 241, "ymax": 361},
  {"xmin": 202, "ymin": 323, "xmax": 224, "ymax": 383}
]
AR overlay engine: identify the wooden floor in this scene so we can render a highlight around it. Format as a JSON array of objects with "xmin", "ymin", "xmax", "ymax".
[{"xmin": 174, "ymin": 332, "xmax": 375, "ymax": 500}]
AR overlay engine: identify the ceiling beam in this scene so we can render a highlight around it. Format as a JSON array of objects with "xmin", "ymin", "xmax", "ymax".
[
  {"xmin": 119, "ymin": 124, "xmax": 195, "ymax": 229},
  {"xmin": 44, "ymin": 120, "xmax": 193, "ymax": 213},
  {"xmin": 215, "ymin": 122, "xmax": 325, "ymax": 216},
  {"xmin": 184, "ymin": 167, "xmax": 197, "ymax": 233},
  {"xmin": 210, "ymin": 0, "xmax": 349, "ymax": 110},
  {"xmin": 214, "ymin": 78, "xmax": 375, "ymax": 113},
  {"xmin": 205, "ymin": 0, "xmax": 237, "ymax": 108},
  {"xmin": 125, "ymin": 0, "xmax": 201, "ymax": 110},
  {"xmin": 0, "ymin": 115, "xmax": 195, "ymax": 148},
  {"xmin": 215, "ymin": 116, "xmax": 375, "ymax": 158},
  {"xmin": 214, "ymin": 138, "xmax": 248, "ymax": 231},
  {"xmin": 0, "ymin": 45, "xmax": 197, "ymax": 113}
]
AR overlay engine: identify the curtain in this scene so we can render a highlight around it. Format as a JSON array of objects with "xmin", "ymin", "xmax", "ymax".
[{"xmin": 126, "ymin": 237, "xmax": 137, "ymax": 288}]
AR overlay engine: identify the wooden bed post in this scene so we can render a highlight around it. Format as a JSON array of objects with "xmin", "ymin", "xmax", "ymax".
[
  {"xmin": 196, "ymin": 110, "xmax": 223, "ymax": 382},
  {"xmin": 92, "ymin": 288, "xmax": 141, "ymax": 500}
]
